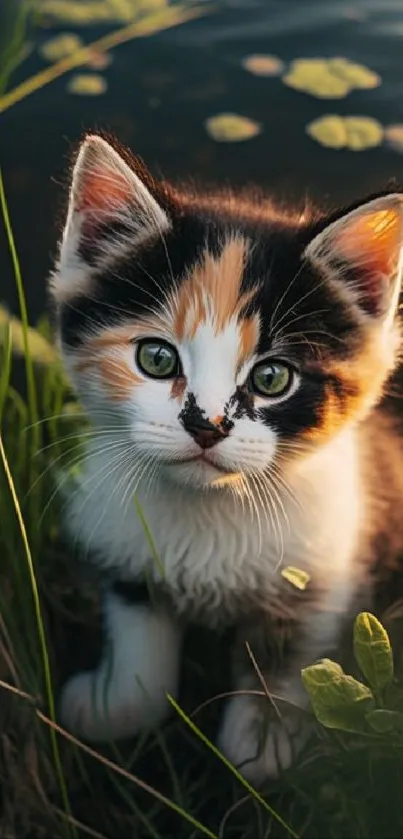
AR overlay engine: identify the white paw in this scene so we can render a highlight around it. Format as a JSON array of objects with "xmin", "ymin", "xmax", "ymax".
[
  {"xmin": 59, "ymin": 667, "xmax": 166, "ymax": 742},
  {"xmin": 59, "ymin": 599, "xmax": 181, "ymax": 742},
  {"xmin": 218, "ymin": 692, "xmax": 307, "ymax": 785}
]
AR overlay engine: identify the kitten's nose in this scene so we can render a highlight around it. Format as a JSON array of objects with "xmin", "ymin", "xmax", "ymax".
[{"xmin": 183, "ymin": 418, "xmax": 230, "ymax": 449}]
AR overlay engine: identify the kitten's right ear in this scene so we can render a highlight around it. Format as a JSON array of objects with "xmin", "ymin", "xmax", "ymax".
[{"xmin": 51, "ymin": 135, "xmax": 171, "ymax": 302}]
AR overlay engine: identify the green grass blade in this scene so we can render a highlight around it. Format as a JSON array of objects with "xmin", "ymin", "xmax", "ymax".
[
  {"xmin": 0, "ymin": 319, "xmax": 12, "ymax": 421},
  {"xmin": 0, "ymin": 167, "xmax": 38, "ymax": 438},
  {"xmin": 0, "ymin": 432, "xmax": 76, "ymax": 838},
  {"xmin": 168, "ymin": 695, "xmax": 299, "ymax": 839},
  {"xmin": 134, "ymin": 494, "xmax": 165, "ymax": 577},
  {"xmin": 0, "ymin": 6, "xmax": 208, "ymax": 114}
]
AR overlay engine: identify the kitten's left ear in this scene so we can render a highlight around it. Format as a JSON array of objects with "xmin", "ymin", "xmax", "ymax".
[
  {"xmin": 53, "ymin": 135, "xmax": 170, "ymax": 300},
  {"xmin": 305, "ymin": 194, "xmax": 403, "ymax": 321}
]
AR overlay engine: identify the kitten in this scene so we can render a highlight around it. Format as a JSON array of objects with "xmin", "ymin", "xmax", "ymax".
[{"xmin": 51, "ymin": 133, "xmax": 403, "ymax": 784}]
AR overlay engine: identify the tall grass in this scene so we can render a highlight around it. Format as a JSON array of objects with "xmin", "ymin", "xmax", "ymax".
[{"xmin": 2, "ymin": 4, "xmax": 403, "ymax": 838}]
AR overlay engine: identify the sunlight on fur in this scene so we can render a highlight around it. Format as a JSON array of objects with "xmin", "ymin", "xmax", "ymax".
[{"xmin": 50, "ymin": 133, "xmax": 403, "ymax": 785}]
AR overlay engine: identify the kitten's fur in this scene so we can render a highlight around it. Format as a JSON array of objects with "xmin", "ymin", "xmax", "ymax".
[{"xmin": 52, "ymin": 134, "xmax": 403, "ymax": 783}]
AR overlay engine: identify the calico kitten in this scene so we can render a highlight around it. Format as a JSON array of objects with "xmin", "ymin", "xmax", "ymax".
[{"xmin": 52, "ymin": 133, "xmax": 403, "ymax": 784}]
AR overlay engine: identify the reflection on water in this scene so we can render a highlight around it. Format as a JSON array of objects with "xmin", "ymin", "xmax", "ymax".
[{"xmin": 2, "ymin": 0, "xmax": 403, "ymax": 320}]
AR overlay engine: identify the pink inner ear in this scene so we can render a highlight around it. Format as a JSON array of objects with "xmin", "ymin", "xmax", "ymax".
[
  {"xmin": 335, "ymin": 206, "xmax": 401, "ymax": 314},
  {"xmin": 338, "ymin": 208, "xmax": 401, "ymax": 278},
  {"xmin": 75, "ymin": 162, "xmax": 132, "ymax": 225}
]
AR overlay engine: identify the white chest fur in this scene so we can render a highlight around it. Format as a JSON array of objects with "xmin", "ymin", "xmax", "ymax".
[{"xmin": 65, "ymin": 430, "xmax": 362, "ymax": 623}]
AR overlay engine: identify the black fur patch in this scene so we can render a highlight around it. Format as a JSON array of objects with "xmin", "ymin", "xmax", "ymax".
[
  {"xmin": 58, "ymin": 172, "xmax": 394, "ymax": 441},
  {"xmin": 112, "ymin": 579, "xmax": 151, "ymax": 606}
]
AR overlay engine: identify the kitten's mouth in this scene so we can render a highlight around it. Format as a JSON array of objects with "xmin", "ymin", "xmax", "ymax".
[{"xmin": 176, "ymin": 453, "xmax": 232, "ymax": 474}]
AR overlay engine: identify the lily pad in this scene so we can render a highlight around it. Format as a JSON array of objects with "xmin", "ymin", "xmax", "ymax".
[
  {"xmin": 40, "ymin": 32, "xmax": 83, "ymax": 62},
  {"xmin": 281, "ymin": 566, "xmax": 311, "ymax": 591},
  {"xmin": 242, "ymin": 54, "xmax": 284, "ymax": 77},
  {"xmin": 385, "ymin": 124, "xmax": 403, "ymax": 153},
  {"xmin": 86, "ymin": 49, "xmax": 112, "ymax": 70},
  {"xmin": 306, "ymin": 115, "xmax": 383, "ymax": 150},
  {"xmin": 67, "ymin": 73, "xmax": 107, "ymax": 95},
  {"xmin": 39, "ymin": 0, "xmax": 167, "ymax": 26},
  {"xmin": 283, "ymin": 57, "xmax": 380, "ymax": 99},
  {"xmin": 328, "ymin": 57, "xmax": 380, "ymax": 90},
  {"xmin": 205, "ymin": 113, "xmax": 262, "ymax": 143}
]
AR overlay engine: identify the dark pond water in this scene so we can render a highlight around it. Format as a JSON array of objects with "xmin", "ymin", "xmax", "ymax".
[{"xmin": 2, "ymin": 0, "xmax": 403, "ymax": 323}]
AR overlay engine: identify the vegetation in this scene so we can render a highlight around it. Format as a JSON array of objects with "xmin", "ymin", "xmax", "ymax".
[{"xmin": 2, "ymin": 2, "xmax": 403, "ymax": 837}]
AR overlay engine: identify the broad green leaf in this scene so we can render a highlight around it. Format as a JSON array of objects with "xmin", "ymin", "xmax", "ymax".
[
  {"xmin": 306, "ymin": 115, "xmax": 383, "ymax": 150},
  {"xmin": 366, "ymin": 709, "xmax": 403, "ymax": 734},
  {"xmin": 205, "ymin": 113, "xmax": 262, "ymax": 143},
  {"xmin": 354, "ymin": 612, "xmax": 393, "ymax": 692},
  {"xmin": 302, "ymin": 658, "xmax": 374, "ymax": 732},
  {"xmin": 0, "ymin": 305, "xmax": 58, "ymax": 365},
  {"xmin": 281, "ymin": 565, "xmax": 311, "ymax": 591}
]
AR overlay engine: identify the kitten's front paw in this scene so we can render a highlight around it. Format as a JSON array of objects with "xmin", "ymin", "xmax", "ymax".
[
  {"xmin": 218, "ymin": 693, "xmax": 307, "ymax": 785},
  {"xmin": 59, "ymin": 668, "xmax": 169, "ymax": 742}
]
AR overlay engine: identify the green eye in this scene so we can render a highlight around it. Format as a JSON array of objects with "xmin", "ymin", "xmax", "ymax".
[
  {"xmin": 136, "ymin": 340, "xmax": 180, "ymax": 379},
  {"xmin": 250, "ymin": 360, "xmax": 293, "ymax": 398}
]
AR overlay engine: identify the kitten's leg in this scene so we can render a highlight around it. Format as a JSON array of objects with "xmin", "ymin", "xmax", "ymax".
[
  {"xmin": 218, "ymin": 585, "xmax": 359, "ymax": 784},
  {"xmin": 59, "ymin": 585, "xmax": 181, "ymax": 741}
]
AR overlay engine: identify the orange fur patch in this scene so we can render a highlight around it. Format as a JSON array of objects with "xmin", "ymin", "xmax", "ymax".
[
  {"xmin": 302, "ymin": 323, "xmax": 399, "ymax": 443},
  {"xmin": 99, "ymin": 354, "xmax": 142, "ymax": 401},
  {"xmin": 170, "ymin": 376, "xmax": 187, "ymax": 401},
  {"xmin": 172, "ymin": 237, "xmax": 258, "ymax": 348},
  {"xmin": 73, "ymin": 241, "xmax": 262, "ymax": 400},
  {"xmin": 74, "ymin": 320, "xmax": 161, "ymax": 400},
  {"xmin": 239, "ymin": 316, "xmax": 259, "ymax": 367}
]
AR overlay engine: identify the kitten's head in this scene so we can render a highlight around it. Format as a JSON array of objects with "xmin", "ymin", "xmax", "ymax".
[{"xmin": 51, "ymin": 134, "xmax": 403, "ymax": 491}]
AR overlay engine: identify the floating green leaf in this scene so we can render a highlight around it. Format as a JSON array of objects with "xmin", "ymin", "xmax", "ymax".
[
  {"xmin": 306, "ymin": 115, "xmax": 383, "ymax": 150},
  {"xmin": 283, "ymin": 57, "xmax": 380, "ymax": 99},
  {"xmin": 302, "ymin": 658, "xmax": 374, "ymax": 732},
  {"xmin": 242, "ymin": 54, "xmax": 284, "ymax": 77},
  {"xmin": 281, "ymin": 566, "xmax": 311, "ymax": 591},
  {"xmin": 205, "ymin": 113, "xmax": 262, "ymax": 143},
  {"xmin": 67, "ymin": 73, "xmax": 107, "ymax": 95},
  {"xmin": 327, "ymin": 58, "xmax": 380, "ymax": 90},
  {"xmin": 38, "ymin": 0, "xmax": 168, "ymax": 26},
  {"xmin": 366, "ymin": 709, "xmax": 403, "ymax": 734},
  {"xmin": 384, "ymin": 124, "xmax": 403, "ymax": 153},
  {"xmin": 0, "ymin": 305, "xmax": 58, "ymax": 365},
  {"xmin": 40, "ymin": 33, "xmax": 83, "ymax": 62},
  {"xmin": 86, "ymin": 49, "xmax": 113, "ymax": 70},
  {"xmin": 354, "ymin": 612, "xmax": 393, "ymax": 692}
]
